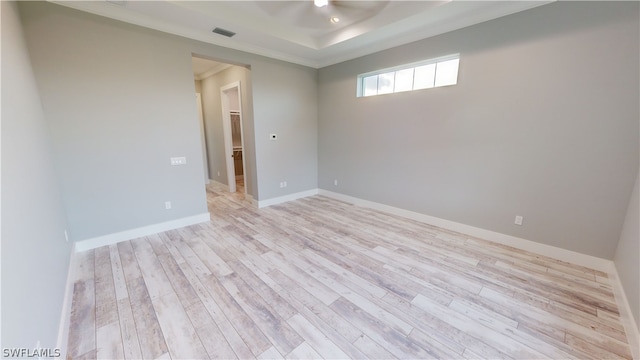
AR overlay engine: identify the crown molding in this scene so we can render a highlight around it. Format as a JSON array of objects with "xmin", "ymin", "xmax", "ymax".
[
  {"xmin": 49, "ymin": 1, "xmax": 554, "ymax": 69},
  {"xmin": 49, "ymin": 1, "xmax": 321, "ymax": 68}
]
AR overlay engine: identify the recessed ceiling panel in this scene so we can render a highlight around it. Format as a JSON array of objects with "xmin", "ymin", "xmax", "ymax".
[{"xmin": 54, "ymin": 0, "xmax": 554, "ymax": 68}]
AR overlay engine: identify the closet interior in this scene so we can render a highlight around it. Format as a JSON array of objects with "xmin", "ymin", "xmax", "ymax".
[{"xmin": 231, "ymin": 111, "xmax": 244, "ymax": 190}]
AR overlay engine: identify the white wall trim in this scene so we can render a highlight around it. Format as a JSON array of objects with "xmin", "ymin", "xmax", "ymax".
[
  {"xmin": 257, "ymin": 189, "xmax": 319, "ymax": 208},
  {"xmin": 74, "ymin": 213, "xmax": 211, "ymax": 252},
  {"xmin": 56, "ymin": 244, "xmax": 77, "ymax": 358},
  {"xmin": 318, "ymin": 189, "xmax": 612, "ymax": 273},
  {"xmin": 610, "ymin": 263, "xmax": 640, "ymax": 360}
]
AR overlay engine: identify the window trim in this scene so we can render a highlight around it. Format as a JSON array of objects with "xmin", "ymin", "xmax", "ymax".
[{"xmin": 356, "ymin": 53, "xmax": 460, "ymax": 98}]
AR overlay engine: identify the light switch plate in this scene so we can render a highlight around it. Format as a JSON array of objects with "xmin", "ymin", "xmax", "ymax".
[{"xmin": 170, "ymin": 157, "xmax": 187, "ymax": 165}]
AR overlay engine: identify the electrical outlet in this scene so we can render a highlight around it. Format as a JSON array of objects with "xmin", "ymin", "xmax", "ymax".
[
  {"xmin": 217, "ymin": 171, "xmax": 221, "ymax": 177},
  {"xmin": 514, "ymin": 215, "xmax": 523, "ymax": 226},
  {"xmin": 64, "ymin": 230, "xmax": 69, "ymax": 243},
  {"xmin": 334, "ymin": 179, "xmax": 338, "ymax": 186},
  {"xmin": 165, "ymin": 201, "xmax": 172, "ymax": 210}
]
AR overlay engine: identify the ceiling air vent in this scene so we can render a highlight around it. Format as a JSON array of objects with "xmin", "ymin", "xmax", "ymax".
[{"xmin": 212, "ymin": 27, "xmax": 236, "ymax": 38}]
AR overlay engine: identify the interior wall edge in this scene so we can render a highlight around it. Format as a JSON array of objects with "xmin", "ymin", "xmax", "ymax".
[
  {"xmin": 609, "ymin": 264, "xmax": 640, "ymax": 360},
  {"xmin": 56, "ymin": 243, "xmax": 77, "ymax": 359}
]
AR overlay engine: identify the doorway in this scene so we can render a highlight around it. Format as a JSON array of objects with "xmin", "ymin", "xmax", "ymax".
[
  {"xmin": 221, "ymin": 81, "xmax": 246, "ymax": 194},
  {"xmin": 192, "ymin": 55, "xmax": 252, "ymax": 199}
]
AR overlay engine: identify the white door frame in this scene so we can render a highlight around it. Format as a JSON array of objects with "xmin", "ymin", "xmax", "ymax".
[{"xmin": 220, "ymin": 81, "xmax": 246, "ymax": 193}]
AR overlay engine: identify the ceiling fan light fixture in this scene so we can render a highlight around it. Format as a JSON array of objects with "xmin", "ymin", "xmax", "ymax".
[{"xmin": 314, "ymin": 0, "xmax": 328, "ymax": 8}]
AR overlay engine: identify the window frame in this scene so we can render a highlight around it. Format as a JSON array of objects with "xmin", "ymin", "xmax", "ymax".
[{"xmin": 356, "ymin": 54, "xmax": 460, "ymax": 98}]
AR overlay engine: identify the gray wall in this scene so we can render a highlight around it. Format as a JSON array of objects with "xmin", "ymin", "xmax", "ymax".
[
  {"xmin": 19, "ymin": 1, "xmax": 318, "ymax": 241},
  {"xmin": 1, "ymin": 1, "xmax": 74, "ymax": 349},
  {"xmin": 615, "ymin": 172, "xmax": 639, "ymax": 330},
  {"xmin": 199, "ymin": 65, "xmax": 257, "ymax": 196},
  {"xmin": 318, "ymin": 1, "xmax": 639, "ymax": 259},
  {"xmin": 20, "ymin": 1, "xmax": 209, "ymax": 241},
  {"xmin": 252, "ymin": 58, "xmax": 318, "ymax": 199}
]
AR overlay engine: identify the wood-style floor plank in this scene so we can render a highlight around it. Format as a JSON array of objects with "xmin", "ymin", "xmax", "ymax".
[
  {"xmin": 152, "ymin": 291, "xmax": 209, "ymax": 359},
  {"xmin": 285, "ymin": 342, "xmax": 323, "ymax": 360},
  {"xmin": 96, "ymin": 321, "xmax": 124, "ymax": 360},
  {"xmin": 201, "ymin": 274, "xmax": 273, "ymax": 357},
  {"xmin": 219, "ymin": 273, "xmax": 304, "ymax": 355},
  {"xmin": 68, "ymin": 250, "xmax": 96, "ymax": 359},
  {"xmin": 257, "ymin": 346, "xmax": 284, "ymax": 360},
  {"xmin": 94, "ymin": 246, "xmax": 118, "ymax": 329},
  {"xmin": 66, "ymin": 183, "xmax": 633, "ymax": 359},
  {"xmin": 116, "ymin": 297, "xmax": 143, "ymax": 359},
  {"xmin": 286, "ymin": 313, "xmax": 350, "ymax": 359},
  {"xmin": 184, "ymin": 300, "xmax": 238, "ymax": 359},
  {"xmin": 117, "ymin": 241, "xmax": 169, "ymax": 359}
]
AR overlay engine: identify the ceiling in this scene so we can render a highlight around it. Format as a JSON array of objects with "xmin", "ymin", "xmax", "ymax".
[
  {"xmin": 53, "ymin": 0, "xmax": 553, "ymax": 69},
  {"xmin": 191, "ymin": 56, "xmax": 231, "ymax": 79}
]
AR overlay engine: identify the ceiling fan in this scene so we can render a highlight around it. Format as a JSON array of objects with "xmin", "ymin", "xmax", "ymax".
[{"xmin": 253, "ymin": 1, "xmax": 390, "ymax": 30}]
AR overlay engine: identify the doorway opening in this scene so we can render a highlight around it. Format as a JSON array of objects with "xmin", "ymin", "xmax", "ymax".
[
  {"xmin": 221, "ymin": 82, "xmax": 246, "ymax": 194},
  {"xmin": 191, "ymin": 55, "xmax": 251, "ymax": 199}
]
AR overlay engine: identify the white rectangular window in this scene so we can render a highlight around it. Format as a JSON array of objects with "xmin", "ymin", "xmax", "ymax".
[
  {"xmin": 377, "ymin": 71, "xmax": 395, "ymax": 95},
  {"xmin": 394, "ymin": 68, "xmax": 414, "ymax": 93},
  {"xmin": 434, "ymin": 58, "xmax": 460, "ymax": 87},
  {"xmin": 357, "ymin": 54, "xmax": 459, "ymax": 97},
  {"xmin": 413, "ymin": 63, "xmax": 436, "ymax": 90},
  {"xmin": 363, "ymin": 75, "xmax": 378, "ymax": 97}
]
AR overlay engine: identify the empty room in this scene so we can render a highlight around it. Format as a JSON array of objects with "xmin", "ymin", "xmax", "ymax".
[{"xmin": 2, "ymin": 1, "xmax": 638, "ymax": 359}]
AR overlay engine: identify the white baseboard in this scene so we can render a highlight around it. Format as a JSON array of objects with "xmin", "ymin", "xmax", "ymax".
[
  {"xmin": 317, "ymin": 189, "xmax": 611, "ymax": 273},
  {"xmin": 74, "ymin": 213, "xmax": 211, "ymax": 252},
  {"xmin": 258, "ymin": 189, "xmax": 319, "ymax": 208},
  {"xmin": 610, "ymin": 264, "xmax": 640, "ymax": 360},
  {"xmin": 57, "ymin": 243, "xmax": 77, "ymax": 358}
]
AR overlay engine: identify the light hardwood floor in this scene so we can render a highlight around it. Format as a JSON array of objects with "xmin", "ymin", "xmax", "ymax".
[{"xmin": 67, "ymin": 183, "xmax": 633, "ymax": 359}]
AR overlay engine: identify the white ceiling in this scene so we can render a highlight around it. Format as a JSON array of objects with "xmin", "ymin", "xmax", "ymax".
[
  {"xmin": 192, "ymin": 56, "xmax": 231, "ymax": 79},
  {"xmin": 53, "ymin": 0, "xmax": 553, "ymax": 69}
]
